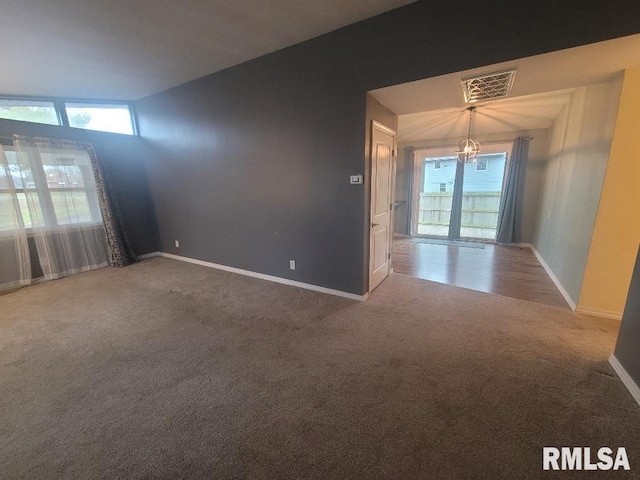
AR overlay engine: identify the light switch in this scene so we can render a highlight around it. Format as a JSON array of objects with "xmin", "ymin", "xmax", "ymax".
[{"xmin": 350, "ymin": 174, "xmax": 363, "ymax": 184}]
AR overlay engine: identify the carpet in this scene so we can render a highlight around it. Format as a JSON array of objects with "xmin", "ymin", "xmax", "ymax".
[
  {"xmin": 410, "ymin": 237, "xmax": 486, "ymax": 249},
  {"xmin": 0, "ymin": 257, "xmax": 638, "ymax": 479}
]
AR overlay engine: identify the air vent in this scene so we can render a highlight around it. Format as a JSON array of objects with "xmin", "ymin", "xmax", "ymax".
[{"xmin": 461, "ymin": 69, "xmax": 517, "ymax": 103}]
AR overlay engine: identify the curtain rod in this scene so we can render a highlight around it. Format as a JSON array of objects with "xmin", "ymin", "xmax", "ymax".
[{"xmin": 404, "ymin": 136, "xmax": 534, "ymax": 150}]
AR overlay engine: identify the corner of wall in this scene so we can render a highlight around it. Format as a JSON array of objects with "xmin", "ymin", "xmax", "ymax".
[{"xmin": 578, "ymin": 68, "xmax": 640, "ymax": 318}]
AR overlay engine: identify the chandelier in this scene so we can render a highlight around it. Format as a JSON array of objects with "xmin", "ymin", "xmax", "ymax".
[{"xmin": 456, "ymin": 106, "xmax": 480, "ymax": 163}]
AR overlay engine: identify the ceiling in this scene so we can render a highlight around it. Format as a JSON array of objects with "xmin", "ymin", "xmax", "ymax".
[
  {"xmin": 0, "ymin": 0, "xmax": 414, "ymax": 101},
  {"xmin": 370, "ymin": 34, "xmax": 640, "ymax": 142},
  {"xmin": 398, "ymin": 89, "xmax": 575, "ymax": 143}
]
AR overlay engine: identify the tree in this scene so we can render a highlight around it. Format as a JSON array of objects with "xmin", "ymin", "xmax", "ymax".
[
  {"xmin": 0, "ymin": 106, "xmax": 58, "ymax": 124},
  {"xmin": 67, "ymin": 111, "xmax": 92, "ymax": 129}
]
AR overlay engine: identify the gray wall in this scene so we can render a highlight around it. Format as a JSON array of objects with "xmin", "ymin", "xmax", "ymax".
[
  {"xmin": 0, "ymin": 118, "xmax": 159, "ymax": 257},
  {"xmin": 394, "ymin": 148, "xmax": 413, "ymax": 236},
  {"xmin": 135, "ymin": 1, "xmax": 640, "ymax": 295},
  {"xmin": 613, "ymin": 245, "xmax": 640, "ymax": 388},
  {"xmin": 532, "ymin": 80, "xmax": 623, "ymax": 304}
]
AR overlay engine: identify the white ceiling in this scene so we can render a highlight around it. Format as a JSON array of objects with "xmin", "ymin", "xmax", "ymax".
[
  {"xmin": 0, "ymin": 0, "xmax": 414, "ymax": 101},
  {"xmin": 398, "ymin": 89, "xmax": 575, "ymax": 143},
  {"xmin": 370, "ymin": 34, "xmax": 640, "ymax": 142}
]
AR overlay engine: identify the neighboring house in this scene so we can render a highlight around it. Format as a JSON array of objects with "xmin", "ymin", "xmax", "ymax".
[{"xmin": 423, "ymin": 153, "xmax": 507, "ymax": 193}]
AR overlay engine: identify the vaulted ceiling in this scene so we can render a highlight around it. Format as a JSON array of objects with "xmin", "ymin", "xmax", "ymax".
[{"xmin": 0, "ymin": 0, "xmax": 414, "ymax": 100}]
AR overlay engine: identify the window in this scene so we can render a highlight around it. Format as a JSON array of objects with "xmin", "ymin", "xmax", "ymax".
[
  {"xmin": 433, "ymin": 160, "xmax": 441, "ymax": 169},
  {"xmin": 475, "ymin": 158, "xmax": 488, "ymax": 171},
  {"xmin": 0, "ymin": 145, "xmax": 102, "ymax": 231},
  {"xmin": 439, "ymin": 183, "xmax": 446, "ymax": 193},
  {"xmin": 0, "ymin": 98, "xmax": 60, "ymax": 125},
  {"xmin": 64, "ymin": 102, "xmax": 135, "ymax": 135},
  {"xmin": 0, "ymin": 95, "xmax": 136, "ymax": 135}
]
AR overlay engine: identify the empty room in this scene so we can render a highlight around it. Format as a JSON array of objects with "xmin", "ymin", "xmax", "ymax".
[{"xmin": 1, "ymin": 1, "xmax": 640, "ymax": 478}]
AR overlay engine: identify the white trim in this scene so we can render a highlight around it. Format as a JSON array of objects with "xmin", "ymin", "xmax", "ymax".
[
  {"xmin": 138, "ymin": 251, "xmax": 161, "ymax": 260},
  {"xmin": 609, "ymin": 355, "xmax": 640, "ymax": 407},
  {"xmin": 528, "ymin": 245, "xmax": 577, "ymax": 310},
  {"xmin": 153, "ymin": 252, "xmax": 367, "ymax": 301},
  {"xmin": 575, "ymin": 306, "xmax": 623, "ymax": 321}
]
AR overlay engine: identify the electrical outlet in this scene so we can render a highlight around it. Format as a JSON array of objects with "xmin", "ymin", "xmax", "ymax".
[
  {"xmin": 175, "ymin": 240, "xmax": 180, "ymax": 248},
  {"xmin": 546, "ymin": 210, "xmax": 551, "ymax": 219},
  {"xmin": 289, "ymin": 260, "xmax": 296, "ymax": 270}
]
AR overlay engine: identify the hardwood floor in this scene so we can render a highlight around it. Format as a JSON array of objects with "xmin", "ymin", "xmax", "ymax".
[{"xmin": 392, "ymin": 238, "xmax": 569, "ymax": 309}]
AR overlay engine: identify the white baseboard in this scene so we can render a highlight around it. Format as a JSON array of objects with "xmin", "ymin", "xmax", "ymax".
[
  {"xmin": 528, "ymin": 245, "xmax": 577, "ymax": 310},
  {"xmin": 609, "ymin": 355, "xmax": 640, "ymax": 407},
  {"xmin": 575, "ymin": 306, "xmax": 623, "ymax": 321},
  {"xmin": 142, "ymin": 251, "xmax": 367, "ymax": 302}
]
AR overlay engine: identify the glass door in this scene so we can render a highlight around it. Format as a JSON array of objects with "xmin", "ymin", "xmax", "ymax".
[
  {"xmin": 418, "ymin": 157, "xmax": 457, "ymax": 237},
  {"xmin": 415, "ymin": 152, "xmax": 508, "ymax": 241}
]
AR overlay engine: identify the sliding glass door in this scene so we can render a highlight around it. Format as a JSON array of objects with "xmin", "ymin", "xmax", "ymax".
[
  {"xmin": 418, "ymin": 157, "xmax": 456, "ymax": 237},
  {"xmin": 416, "ymin": 152, "xmax": 508, "ymax": 241}
]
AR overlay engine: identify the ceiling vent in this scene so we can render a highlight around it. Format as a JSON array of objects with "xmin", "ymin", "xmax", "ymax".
[{"xmin": 461, "ymin": 69, "xmax": 517, "ymax": 103}]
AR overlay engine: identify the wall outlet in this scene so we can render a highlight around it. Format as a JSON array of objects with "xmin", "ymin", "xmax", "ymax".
[
  {"xmin": 175, "ymin": 240, "xmax": 180, "ymax": 248},
  {"xmin": 289, "ymin": 260, "xmax": 296, "ymax": 270},
  {"xmin": 546, "ymin": 210, "xmax": 551, "ymax": 219}
]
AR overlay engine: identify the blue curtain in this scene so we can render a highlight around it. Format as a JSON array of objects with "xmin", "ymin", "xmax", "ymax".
[
  {"xmin": 496, "ymin": 137, "xmax": 530, "ymax": 244},
  {"xmin": 448, "ymin": 160, "xmax": 465, "ymax": 240}
]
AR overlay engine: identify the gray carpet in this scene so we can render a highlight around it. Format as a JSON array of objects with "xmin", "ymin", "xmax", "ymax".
[{"xmin": 1, "ymin": 257, "xmax": 638, "ymax": 479}]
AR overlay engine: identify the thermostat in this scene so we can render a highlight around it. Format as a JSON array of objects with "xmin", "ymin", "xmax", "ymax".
[{"xmin": 350, "ymin": 174, "xmax": 363, "ymax": 184}]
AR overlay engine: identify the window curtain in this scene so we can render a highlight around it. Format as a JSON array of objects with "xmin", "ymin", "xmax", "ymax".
[
  {"xmin": 12, "ymin": 135, "xmax": 136, "ymax": 281},
  {"xmin": 0, "ymin": 144, "xmax": 31, "ymax": 293},
  {"xmin": 496, "ymin": 136, "xmax": 530, "ymax": 244},
  {"xmin": 448, "ymin": 158, "xmax": 466, "ymax": 240}
]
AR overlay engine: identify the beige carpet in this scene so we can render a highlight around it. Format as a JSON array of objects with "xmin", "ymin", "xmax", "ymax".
[{"xmin": 1, "ymin": 257, "xmax": 638, "ymax": 479}]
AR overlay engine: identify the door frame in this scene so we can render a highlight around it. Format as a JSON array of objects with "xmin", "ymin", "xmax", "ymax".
[{"xmin": 368, "ymin": 120, "xmax": 397, "ymax": 294}]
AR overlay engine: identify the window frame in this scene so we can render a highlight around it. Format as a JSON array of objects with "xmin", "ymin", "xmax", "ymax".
[
  {"xmin": 433, "ymin": 160, "xmax": 442, "ymax": 170},
  {"xmin": 439, "ymin": 183, "xmax": 447, "ymax": 193},
  {"xmin": 0, "ymin": 143, "xmax": 104, "ymax": 234},
  {"xmin": 475, "ymin": 157, "xmax": 488, "ymax": 171},
  {"xmin": 0, "ymin": 96, "xmax": 63, "ymax": 126},
  {"xmin": 0, "ymin": 94, "xmax": 138, "ymax": 135}
]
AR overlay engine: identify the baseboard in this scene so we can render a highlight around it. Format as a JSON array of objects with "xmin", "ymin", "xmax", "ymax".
[
  {"xmin": 148, "ymin": 252, "xmax": 367, "ymax": 302},
  {"xmin": 528, "ymin": 246, "xmax": 577, "ymax": 310},
  {"xmin": 575, "ymin": 306, "xmax": 623, "ymax": 321},
  {"xmin": 609, "ymin": 355, "xmax": 640, "ymax": 407}
]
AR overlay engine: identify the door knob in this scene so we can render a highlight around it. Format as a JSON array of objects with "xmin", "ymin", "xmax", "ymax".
[{"xmin": 371, "ymin": 222, "xmax": 379, "ymax": 227}]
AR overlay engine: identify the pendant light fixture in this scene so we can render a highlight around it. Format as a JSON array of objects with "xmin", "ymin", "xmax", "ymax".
[{"xmin": 456, "ymin": 106, "xmax": 480, "ymax": 164}]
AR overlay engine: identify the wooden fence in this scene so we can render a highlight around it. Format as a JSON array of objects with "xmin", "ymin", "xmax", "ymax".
[{"xmin": 419, "ymin": 192, "xmax": 501, "ymax": 229}]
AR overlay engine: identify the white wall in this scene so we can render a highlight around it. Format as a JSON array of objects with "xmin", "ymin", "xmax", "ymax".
[{"xmin": 533, "ymin": 78, "xmax": 623, "ymax": 304}]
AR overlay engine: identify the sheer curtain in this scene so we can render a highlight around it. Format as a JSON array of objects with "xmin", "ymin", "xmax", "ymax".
[
  {"xmin": 0, "ymin": 144, "xmax": 31, "ymax": 292},
  {"xmin": 13, "ymin": 136, "xmax": 110, "ymax": 280}
]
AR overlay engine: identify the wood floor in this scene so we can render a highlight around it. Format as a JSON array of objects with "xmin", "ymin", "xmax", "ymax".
[{"xmin": 392, "ymin": 238, "xmax": 569, "ymax": 309}]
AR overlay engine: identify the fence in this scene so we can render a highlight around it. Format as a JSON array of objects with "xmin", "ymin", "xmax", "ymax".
[{"xmin": 418, "ymin": 192, "xmax": 501, "ymax": 238}]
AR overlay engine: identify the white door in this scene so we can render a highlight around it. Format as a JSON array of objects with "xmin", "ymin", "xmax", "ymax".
[{"xmin": 369, "ymin": 121, "xmax": 396, "ymax": 292}]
